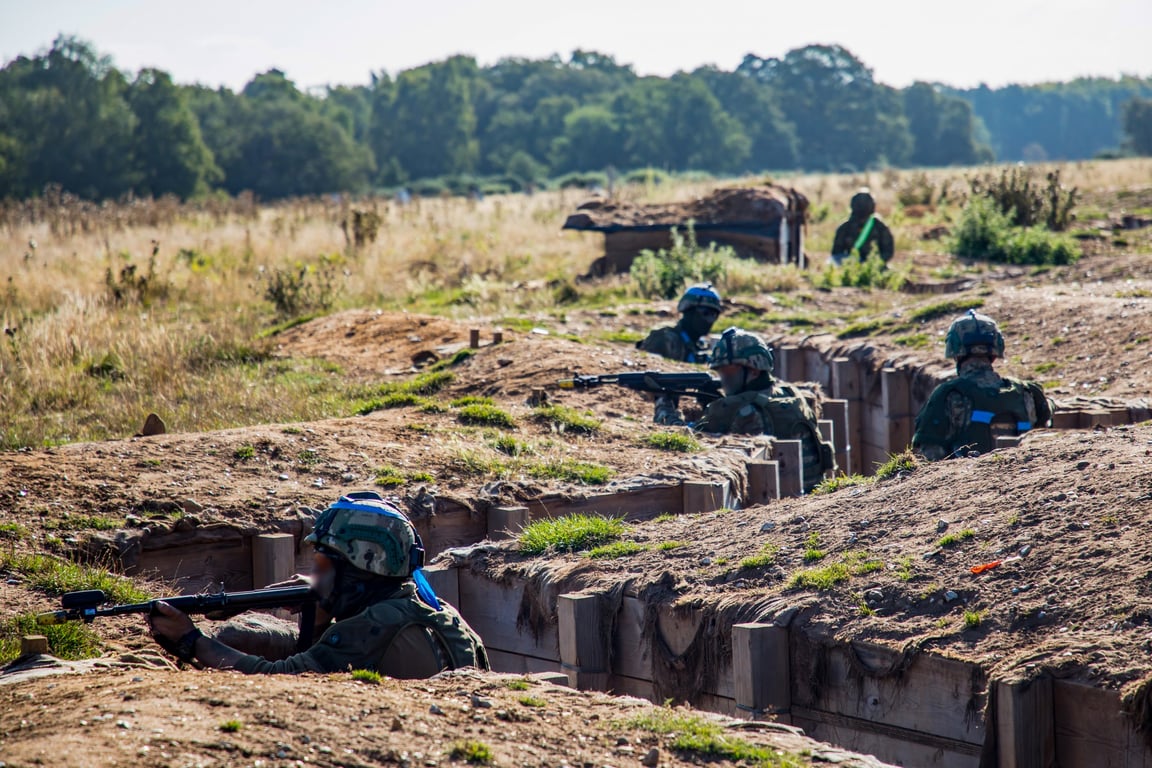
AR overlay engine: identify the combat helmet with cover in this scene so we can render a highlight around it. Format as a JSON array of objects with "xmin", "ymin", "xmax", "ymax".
[
  {"xmin": 944, "ymin": 309, "xmax": 1005, "ymax": 361},
  {"xmin": 708, "ymin": 327, "xmax": 775, "ymax": 372},
  {"xmin": 850, "ymin": 189, "xmax": 876, "ymax": 217},
  {"xmin": 305, "ymin": 492, "xmax": 425, "ymax": 579},
  {"xmin": 677, "ymin": 283, "xmax": 722, "ymax": 314}
]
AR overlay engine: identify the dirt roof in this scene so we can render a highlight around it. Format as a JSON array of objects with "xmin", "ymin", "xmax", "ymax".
[{"xmin": 562, "ymin": 186, "xmax": 805, "ymax": 231}]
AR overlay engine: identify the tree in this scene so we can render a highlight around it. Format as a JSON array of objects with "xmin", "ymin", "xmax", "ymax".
[
  {"xmin": 692, "ymin": 66, "xmax": 798, "ymax": 170},
  {"xmin": 128, "ymin": 69, "xmax": 221, "ymax": 197},
  {"xmin": 389, "ymin": 57, "xmax": 480, "ymax": 179},
  {"xmin": 1123, "ymin": 97, "xmax": 1152, "ymax": 155},
  {"xmin": 552, "ymin": 104, "xmax": 624, "ymax": 172},
  {"xmin": 904, "ymin": 81, "xmax": 992, "ymax": 166}
]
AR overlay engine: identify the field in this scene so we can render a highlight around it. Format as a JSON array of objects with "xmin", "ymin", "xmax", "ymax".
[{"xmin": 3, "ymin": 158, "xmax": 1152, "ymax": 766}]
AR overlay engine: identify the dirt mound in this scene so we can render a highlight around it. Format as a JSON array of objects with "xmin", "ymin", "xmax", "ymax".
[{"xmin": 563, "ymin": 185, "xmax": 804, "ymax": 230}]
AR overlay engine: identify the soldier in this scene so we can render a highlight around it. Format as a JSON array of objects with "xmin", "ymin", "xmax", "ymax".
[
  {"xmin": 912, "ymin": 310, "xmax": 1052, "ymax": 460},
  {"xmin": 830, "ymin": 189, "xmax": 895, "ymax": 265},
  {"xmin": 636, "ymin": 283, "xmax": 723, "ymax": 364},
  {"xmin": 694, "ymin": 328, "xmax": 834, "ymax": 492},
  {"xmin": 148, "ymin": 492, "xmax": 489, "ymax": 676}
]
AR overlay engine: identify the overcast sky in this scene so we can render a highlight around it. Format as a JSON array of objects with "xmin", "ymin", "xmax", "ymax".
[{"xmin": 2, "ymin": 0, "xmax": 1149, "ymax": 91}]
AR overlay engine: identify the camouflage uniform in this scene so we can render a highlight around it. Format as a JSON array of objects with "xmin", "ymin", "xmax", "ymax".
[
  {"xmin": 637, "ymin": 323, "xmax": 709, "ymax": 364},
  {"xmin": 696, "ymin": 329, "xmax": 834, "ymax": 492},
  {"xmin": 636, "ymin": 283, "xmax": 722, "ymax": 364},
  {"xmin": 831, "ymin": 191, "xmax": 894, "ymax": 263},
  {"xmin": 912, "ymin": 310, "xmax": 1051, "ymax": 460}
]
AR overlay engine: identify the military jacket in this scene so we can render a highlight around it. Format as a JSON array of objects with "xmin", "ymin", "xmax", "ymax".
[
  {"xmin": 637, "ymin": 325, "xmax": 708, "ymax": 364},
  {"xmin": 831, "ymin": 216, "xmax": 895, "ymax": 262}
]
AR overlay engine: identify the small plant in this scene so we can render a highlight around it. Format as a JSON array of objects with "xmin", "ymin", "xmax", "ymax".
[
  {"xmin": 351, "ymin": 669, "xmax": 382, "ymax": 685},
  {"xmin": 963, "ymin": 610, "xmax": 982, "ymax": 629},
  {"xmin": 490, "ymin": 434, "xmax": 531, "ymax": 457},
  {"xmin": 814, "ymin": 253, "xmax": 907, "ymax": 291},
  {"xmin": 519, "ymin": 514, "xmax": 627, "ymax": 555},
  {"xmin": 374, "ymin": 466, "xmax": 405, "ymax": 488},
  {"xmin": 802, "ymin": 532, "xmax": 826, "ymax": 562},
  {"xmin": 874, "ymin": 450, "xmax": 917, "ymax": 480},
  {"xmin": 739, "ymin": 543, "xmax": 779, "ymax": 570},
  {"xmin": 652, "ymin": 513, "xmax": 677, "ymax": 524},
  {"xmin": 629, "ymin": 707, "xmax": 805, "ymax": 765},
  {"xmin": 233, "ymin": 444, "xmax": 256, "ymax": 461},
  {"xmin": 642, "ymin": 432, "xmax": 701, "ymax": 453},
  {"xmin": 219, "ymin": 720, "xmax": 243, "ymax": 733},
  {"xmin": 812, "ymin": 473, "xmax": 871, "ymax": 494},
  {"xmin": 44, "ymin": 515, "xmax": 122, "ymax": 532},
  {"xmin": 457, "ymin": 404, "xmax": 516, "ymax": 429},
  {"xmin": 787, "ymin": 550, "xmax": 882, "ymax": 590},
  {"xmin": 0, "ymin": 522, "xmax": 28, "ymax": 540},
  {"xmin": 1034, "ymin": 361, "xmax": 1059, "ymax": 374},
  {"xmin": 906, "ymin": 297, "xmax": 984, "ymax": 323},
  {"xmin": 518, "ymin": 695, "xmax": 547, "ymax": 708},
  {"xmin": 449, "ymin": 740, "xmax": 493, "ymax": 765},
  {"xmin": 0, "ymin": 551, "xmax": 149, "ymax": 603},
  {"xmin": 588, "ymin": 541, "xmax": 646, "ymax": 559},
  {"xmin": 527, "ymin": 459, "xmax": 613, "ymax": 485},
  {"xmin": 409, "ymin": 471, "xmax": 434, "ymax": 483},
  {"xmin": 949, "ymin": 196, "xmax": 1081, "ymax": 265},
  {"xmin": 630, "ymin": 222, "xmax": 731, "ymax": 299},
  {"xmin": 262, "ymin": 257, "xmax": 339, "ymax": 318},
  {"xmin": 895, "ymin": 555, "xmax": 915, "ymax": 581},
  {"xmin": 0, "ymin": 613, "xmax": 103, "ymax": 664},
  {"xmin": 936, "ymin": 529, "xmax": 976, "ymax": 548},
  {"xmin": 657, "ymin": 540, "xmax": 690, "ymax": 552},
  {"xmin": 533, "ymin": 405, "xmax": 601, "ymax": 435},
  {"xmin": 506, "ymin": 679, "xmax": 531, "ymax": 691},
  {"xmin": 449, "ymin": 395, "xmax": 495, "ymax": 408},
  {"xmin": 297, "ymin": 448, "xmax": 322, "ymax": 468}
]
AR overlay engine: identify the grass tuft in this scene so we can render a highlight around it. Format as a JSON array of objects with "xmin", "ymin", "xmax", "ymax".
[
  {"xmin": 641, "ymin": 432, "xmax": 702, "ymax": 452},
  {"xmin": 874, "ymin": 450, "xmax": 917, "ymax": 480},
  {"xmin": 0, "ymin": 551, "xmax": 149, "ymax": 603},
  {"xmin": 448, "ymin": 740, "xmax": 493, "ymax": 764},
  {"xmin": 739, "ymin": 543, "xmax": 779, "ymax": 570},
  {"xmin": 812, "ymin": 473, "xmax": 871, "ymax": 494},
  {"xmin": 526, "ymin": 459, "xmax": 613, "ymax": 485},
  {"xmin": 0, "ymin": 613, "xmax": 103, "ymax": 664},
  {"xmin": 787, "ymin": 550, "xmax": 882, "ymax": 591},
  {"xmin": 533, "ymin": 405, "xmax": 601, "ymax": 435},
  {"xmin": 906, "ymin": 297, "xmax": 984, "ymax": 323},
  {"xmin": 588, "ymin": 541, "xmax": 646, "ymax": 559},
  {"xmin": 519, "ymin": 514, "xmax": 626, "ymax": 555},
  {"xmin": 518, "ymin": 695, "xmax": 546, "ymax": 708},
  {"xmin": 629, "ymin": 708, "xmax": 807, "ymax": 766},
  {"xmin": 657, "ymin": 540, "xmax": 690, "ymax": 552},
  {"xmin": 935, "ymin": 529, "xmax": 976, "ymax": 548},
  {"xmin": 351, "ymin": 669, "xmax": 383, "ymax": 685},
  {"xmin": 456, "ymin": 403, "xmax": 516, "ymax": 429},
  {"xmin": 219, "ymin": 720, "xmax": 243, "ymax": 733}
]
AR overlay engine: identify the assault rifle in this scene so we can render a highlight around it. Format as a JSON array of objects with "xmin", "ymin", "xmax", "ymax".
[
  {"xmin": 558, "ymin": 371, "xmax": 723, "ymax": 405},
  {"xmin": 37, "ymin": 585, "xmax": 315, "ymax": 625}
]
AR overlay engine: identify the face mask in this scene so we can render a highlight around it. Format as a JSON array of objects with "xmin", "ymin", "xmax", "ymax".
[
  {"xmin": 718, "ymin": 367, "xmax": 747, "ymax": 396},
  {"xmin": 682, "ymin": 308, "xmax": 719, "ymax": 339}
]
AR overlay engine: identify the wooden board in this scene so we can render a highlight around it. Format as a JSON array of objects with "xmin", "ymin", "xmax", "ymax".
[
  {"xmin": 487, "ymin": 649, "xmax": 564, "ymax": 676},
  {"xmin": 457, "ymin": 569, "xmax": 560, "ymax": 661},
  {"xmin": 134, "ymin": 532, "xmax": 252, "ymax": 593},
  {"xmin": 610, "ymin": 674, "xmax": 737, "ymax": 716},
  {"xmin": 526, "ymin": 484, "xmax": 683, "ymax": 523},
  {"xmin": 1053, "ymin": 679, "xmax": 1152, "ymax": 767},
  {"xmin": 790, "ymin": 638, "xmax": 988, "ymax": 747},
  {"xmin": 793, "ymin": 708, "xmax": 981, "ymax": 768},
  {"xmin": 413, "ymin": 502, "xmax": 487, "ymax": 559}
]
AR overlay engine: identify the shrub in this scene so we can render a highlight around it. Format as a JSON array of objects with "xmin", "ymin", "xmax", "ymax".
[
  {"xmin": 966, "ymin": 166, "xmax": 1078, "ymax": 231},
  {"xmin": 814, "ymin": 253, "xmax": 906, "ymax": 291},
  {"xmin": 630, "ymin": 222, "xmax": 731, "ymax": 300},
  {"xmin": 351, "ymin": 669, "xmax": 383, "ymax": 684},
  {"xmin": 262, "ymin": 257, "xmax": 340, "ymax": 318},
  {"xmin": 519, "ymin": 514, "xmax": 626, "ymax": 555},
  {"xmin": 950, "ymin": 197, "xmax": 1081, "ymax": 265}
]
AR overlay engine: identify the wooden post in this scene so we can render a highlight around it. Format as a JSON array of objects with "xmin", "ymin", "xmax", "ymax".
[
  {"xmin": 1079, "ymin": 409, "xmax": 1112, "ymax": 429},
  {"xmin": 683, "ymin": 481, "xmax": 727, "ymax": 514},
  {"xmin": 469, "ymin": 328, "xmax": 481, "ymax": 349},
  {"xmin": 558, "ymin": 593, "xmax": 609, "ymax": 690},
  {"xmin": 995, "ymin": 436, "xmax": 1022, "ymax": 450},
  {"xmin": 21, "ymin": 635, "xmax": 49, "ymax": 656},
  {"xmin": 732, "ymin": 623, "xmax": 791, "ymax": 721},
  {"xmin": 423, "ymin": 566, "xmax": 461, "ymax": 609},
  {"xmin": 252, "ymin": 533, "xmax": 295, "ymax": 589},
  {"xmin": 1051, "ymin": 410, "xmax": 1079, "ymax": 430},
  {"xmin": 777, "ymin": 346, "xmax": 805, "ymax": 383},
  {"xmin": 882, "ymin": 368, "xmax": 914, "ymax": 455},
  {"xmin": 531, "ymin": 671, "xmax": 571, "ymax": 687},
  {"xmin": 773, "ymin": 440, "xmax": 804, "ymax": 497},
  {"xmin": 745, "ymin": 460, "xmax": 780, "ymax": 506},
  {"xmin": 996, "ymin": 677, "xmax": 1055, "ymax": 768},
  {"xmin": 492, "ymin": 331, "xmax": 504, "ymax": 345},
  {"xmin": 488, "ymin": 505, "xmax": 529, "ymax": 540},
  {"xmin": 817, "ymin": 419, "xmax": 835, "ymax": 479},
  {"xmin": 822, "ymin": 399, "xmax": 852, "ymax": 476},
  {"xmin": 831, "ymin": 359, "xmax": 863, "ymax": 475}
]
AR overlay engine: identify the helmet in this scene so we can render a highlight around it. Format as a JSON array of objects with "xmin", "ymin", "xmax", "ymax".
[
  {"xmin": 850, "ymin": 190, "xmax": 875, "ymax": 217},
  {"xmin": 677, "ymin": 283, "xmax": 722, "ymax": 314},
  {"xmin": 944, "ymin": 309, "xmax": 1005, "ymax": 360},
  {"xmin": 305, "ymin": 492, "xmax": 425, "ymax": 578},
  {"xmin": 708, "ymin": 327, "xmax": 775, "ymax": 372}
]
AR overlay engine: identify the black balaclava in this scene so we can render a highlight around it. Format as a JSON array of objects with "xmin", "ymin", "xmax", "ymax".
[
  {"xmin": 680, "ymin": 307, "xmax": 718, "ymax": 341},
  {"xmin": 315, "ymin": 551, "xmax": 406, "ymax": 621}
]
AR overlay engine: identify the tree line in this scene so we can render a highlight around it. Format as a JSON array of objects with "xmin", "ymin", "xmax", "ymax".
[{"xmin": 1, "ymin": 36, "xmax": 1150, "ymax": 201}]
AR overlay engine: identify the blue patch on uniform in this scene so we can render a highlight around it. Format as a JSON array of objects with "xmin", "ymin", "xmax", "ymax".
[
  {"xmin": 327, "ymin": 633, "xmax": 341, "ymax": 646},
  {"xmin": 970, "ymin": 410, "xmax": 994, "ymax": 424},
  {"xmin": 1017, "ymin": 422, "xmax": 1032, "ymax": 432}
]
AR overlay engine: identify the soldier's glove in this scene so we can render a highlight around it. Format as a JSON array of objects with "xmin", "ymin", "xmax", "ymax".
[
  {"xmin": 154, "ymin": 626, "xmax": 202, "ymax": 663},
  {"xmin": 653, "ymin": 394, "xmax": 685, "ymax": 426}
]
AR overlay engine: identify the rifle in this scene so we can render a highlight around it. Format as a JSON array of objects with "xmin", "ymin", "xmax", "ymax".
[
  {"xmin": 558, "ymin": 371, "xmax": 723, "ymax": 406},
  {"xmin": 37, "ymin": 585, "xmax": 315, "ymax": 626}
]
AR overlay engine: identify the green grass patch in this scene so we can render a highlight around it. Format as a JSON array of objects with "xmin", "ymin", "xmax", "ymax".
[
  {"xmin": 219, "ymin": 719, "xmax": 243, "ymax": 733},
  {"xmin": 739, "ymin": 543, "xmax": 779, "ymax": 570},
  {"xmin": 374, "ymin": 466, "xmax": 406, "ymax": 488},
  {"xmin": 657, "ymin": 540, "xmax": 690, "ymax": 552},
  {"xmin": 429, "ymin": 349, "xmax": 476, "ymax": 371},
  {"xmin": 351, "ymin": 669, "xmax": 383, "ymax": 684},
  {"xmin": 641, "ymin": 432, "xmax": 701, "ymax": 452},
  {"xmin": 588, "ymin": 540, "xmax": 647, "ymax": 559},
  {"xmin": 457, "ymin": 403, "xmax": 516, "ymax": 429},
  {"xmin": 533, "ymin": 405, "xmax": 601, "ymax": 435},
  {"xmin": 257, "ymin": 313, "xmax": 322, "ymax": 339},
  {"xmin": 0, "ymin": 613, "xmax": 103, "ymax": 664},
  {"xmin": 505, "ymin": 679, "xmax": 531, "ymax": 691},
  {"xmin": 788, "ymin": 550, "xmax": 882, "ymax": 591},
  {"xmin": 519, "ymin": 514, "xmax": 627, "ymax": 555},
  {"xmin": 628, "ymin": 708, "xmax": 806, "ymax": 766},
  {"xmin": 0, "ymin": 522, "xmax": 29, "ymax": 540},
  {"xmin": 526, "ymin": 459, "xmax": 613, "ymax": 485},
  {"xmin": 893, "ymin": 333, "xmax": 932, "ymax": 348},
  {"xmin": 449, "ymin": 449, "xmax": 509, "ymax": 477},
  {"xmin": 449, "ymin": 395, "xmax": 495, "ymax": 407},
  {"xmin": 1034, "ymin": 361, "xmax": 1059, "ymax": 374},
  {"xmin": 836, "ymin": 318, "xmax": 892, "ymax": 339},
  {"xmin": 906, "ymin": 297, "xmax": 984, "ymax": 323},
  {"xmin": 518, "ymin": 695, "xmax": 547, "ymax": 708},
  {"xmin": 896, "ymin": 555, "xmax": 915, "ymax": 581},
  {"xmin": 812, "ymin": 473, "xmax": 872, "ymax": 495},
  {"xmin": 43, "ymin": 515, "xmax": 122, "ymax": 531},
  {"xmin": 936, "ymin": 529, "xmax": 976, "ymax": 548},
  {"xmin": 652, "ymin": 513, "xmax": 677, "ymax": 524},
  {"xmin": 803, "ymin": 532, "xmax": 826, "ymax": 562},
  {"xmin": 814, "ymin": 253, "xmax": 907, "ymax": 291},
  {"xmin": 448, "ymin": 740, "xmax": 493, "ymax": 764},
  {"xmin": 874, "ymin": 450, "xmax": 917, "ymax": 480},
  {"xmin": 963, "ymin": 610, "xmax": 982, "ymax": 629},
  {"xmin": 233, "ymin": 444, "xmax": 255, "ymax": 461},
  {"xmin": 598, "ymin": 329, "xmax": 644, "ymax": 344},
  {"xmin": 490, "ymin": 434, "xmax": 531, "ymax": 457},
  {"xmin": 0, "ymin": 552, "xmax": 149, "ymax": 603}
]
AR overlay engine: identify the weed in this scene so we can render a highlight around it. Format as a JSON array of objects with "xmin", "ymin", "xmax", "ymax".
[
  {"xmin": 893, "ymin": 333, "xmax": 931, "ymax": 348},
  {"xmin": 814, "ymin": 253, "xmax": 907, "ymax": 291},
  {"xmin": 641, "ymin": 432, "xmax": 701, "ymax": 452},
  {"xmin": 0, "ymin": 522, "xmax": 28, "ymax": 540},
  {"xmin": 803, "ymin": 531, "xmax": 826, "ymax": 562},
  {"xmin": 1034, "ymin": 361, "xmax": 1059, "ymax": 374},
  {"xmin": 351, "ymin": 669, "xmax": 382, "ymax": 685},
  {"xmin": 739, "ymin": 543, "xmax": 779, "ymax": 570},
  {"xmin": 533, "ymin": 405, "xmax": 601, "ymax": 435},
  {"xmin": 457, "ymin": 403, "xmax": 516, "ymax": 429},
  {"xmin": 233, "ymin": 444, "xmax": 256, "ymax": 461},
  {"xmin": 490, "ymin": 434, "xmax": 531, "ymax": 457},
  {"xmin": 812, "ymin": 473, "xmax": 871, "ymax": 494},
  {"xmin": 0, "ymin": 613, "xmax": 103, "ymax": 664},
  {"xmin": 629, "ymin": 708, "xmax": 806, "ymax": 765},
  {"xmin": 297, "ymin": 448, "xmax": 322, "ymax": 468},
  {"xmin": 526, "ymin": 459, "xmax": 613, "ymax": 485},
  {"xmin": 505, "ymin": 679, "xmax": 531, "ymax": 691},
  {"xmin": 950, "ymin": 196, "xmax": 1081, "ymax": 265},
  {"xmin": 449, "ymin": 449, "xmax": 508, "ymax": 477},
  {"xmin": 836, "ymin": 318, "xmax": 892, "ymax": 339},
  {"xmin": 906, "ymin": 297, "xmax": 984, "ymax": 323},
  {"xmin": 519, "ymin": 514, "xmax": 626, "ymax": 555},
  {"xmin": 518, "ymin": 695, "xmax": 547, "ymax": 708},
  {"xmin": 895, "ymin": 555, "xmax": 915, "ymax": 581},
  {"xmin": 0, "ymin": 551, "xmax": 149, "ymax": 603},
  {"xmin": 936, "ymin": 529, "xmax": 976, "ymax": 548},
  {"xmin": 788, "ymin": 550, "xmax": 881, "ymax": 590},
  {"xmin": 963, "ymin": 610, "xmax": 982, "ymax": 629},
  {"xmin": 657, "ymin": 541, "xmax": 690, "ymax": 552},
  {"xmin": 219, "ymin": 720, "xmax": 243, "ymax": 733},
  {"xmin": 449, "ymin": 396, "xmax": 495, "ymax": 407},
  {"xmin": 262, "ymin": 258, "xmax": 339, "ymax": 318},
  {"xmin": 429, "ymin": 349, "xmax": 476, "ymax": 371},
  {"xmin": 374, "ymin": 466, "xmax": 406, "ymax": 488},
  {"xmin": 449, "ymin": 740, "xmax": 493, "ymax": 764},
  {"xmin": 874, "ymin": 450, "xmax": 917, "ymax": 480},
  {"xmin": 409, "ymin": 471, "xmax": 435, "ymax": 483},
  {"xmin": 588, "ymin": 541, "xmax": 646, "ymax": 559},
  {"xmin": 631, "ymin": 223, "xmax": 731, "ymax": 299},
  {"xmin": 652, "ymin": 513, "xmax": 677, "ymax": 523}
]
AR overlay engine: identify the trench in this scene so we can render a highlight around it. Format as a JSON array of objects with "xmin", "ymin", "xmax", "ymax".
[{"xmin": 69, "ymin": 343, "xmax": 1151, "ymax": 767}]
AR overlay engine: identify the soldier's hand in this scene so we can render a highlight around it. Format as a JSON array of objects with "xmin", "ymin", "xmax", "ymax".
[
  {"xmin": 148, "ymin": 601, "xmax": 195, "ymax": 643},
  {"xmin": 653, "ymin": 394, "xmax": 685, "ymax": 426}
]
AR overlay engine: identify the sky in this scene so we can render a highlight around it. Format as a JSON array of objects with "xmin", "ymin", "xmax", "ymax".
[{"xmin": 1, "ymin": 0, "xmax": 1150, "ymax": 92}]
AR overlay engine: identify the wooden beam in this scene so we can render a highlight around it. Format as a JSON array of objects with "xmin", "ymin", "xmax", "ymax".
[
  {"xmin": 830, "ymin": 360, "xmax": 864, "ymax": 475},
  {"xmin": 1050, "ymin": 410, "xmax": 1080, "ymax": 430},
  {"xmin": 745, "ymin": 460, "xmax": 780, "ymax": 506},
  {"xmin": 777, "ymin": 345, "xmax": 805, "ymax": 383},
  {"xmin": 996, "ymin": 677, "xmax": 1055, "ymax": 768},
  {"xmin": 469, "ymin": 328, "xmax": 481, "ymax": 349},
  {"xmin": 457, "ymin": 569, "xmax": 560, "ymax": 661},
  {"xmin": 558, "ymin": 593, "xmax": 609, "ymax": 691},
  {"xmin": 1079, "ymin": 409, "xmax": 1112, "ymax": 429},
  {"xmin": 526, "ymin": 484, "xmax": 684, "ymax": 522},
  {"xmin": 732, "ymin": 623, "xmax": 790, "ymax": 720},
  {"xmin": 422, "ymin": 565, "xmax": 461, "ymax": 610},
  {"xmin": 487, "ymin": 505, "xmax": 529, "ymax": 541},
  {"xmin": 822, "ymin": 399, "xmax": 852, "ymax": 475},
  {"xmin": 882, "ymin": 368, "xmax": 914, "ymax": 454},
  {"xmin": 772, "ymin": 440, "xmax": 804, "ymax": 497},
  {"xmin": 251, "ymin": 533, "xmax": 295, "ymax": 589},
  {"xmin": 831, "ymin": 357, "xmax": 862, "ymax": 401},
  {"xmin": 682, "ymin": 481, "xmax": 727, "ymax": 514},
  {"xmin": 995, "ymin": 436, "xmax": 1022, "ymax": 450}
]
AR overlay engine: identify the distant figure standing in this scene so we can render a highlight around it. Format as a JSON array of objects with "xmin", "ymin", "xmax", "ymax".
[{"xmin": 830, "ymin": 190, "xmax": 894, "ymax": 266}]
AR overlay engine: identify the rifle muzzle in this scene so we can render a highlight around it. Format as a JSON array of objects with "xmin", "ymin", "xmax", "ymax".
[{"xmin": 35, "ymin": 610, "xmax": 71, "ymax": 625}]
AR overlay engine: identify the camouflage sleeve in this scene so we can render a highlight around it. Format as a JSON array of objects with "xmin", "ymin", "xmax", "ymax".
[
  {"xmin": 228, "ymin": 610, "xmax": 392, "ymax": 675},
  {"xmin": 831, "ymin": 222, "xmax": 854, "ymax": 257},
  {"xmin": 637, "ymin": 328, "xmax": 687, "ymax": 362},
  {"xmin": 1026, "ymin": 381, "xmax": 1052, "ymax": 427},
  {"xmin": 912, "ymin": 384, "xmax": 966, "ymax": 460},
  {"xmin": 875, "ymin": 219, "xmax": 896, "ymax": 262}
]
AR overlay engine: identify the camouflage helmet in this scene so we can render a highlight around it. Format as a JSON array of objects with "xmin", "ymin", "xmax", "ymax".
[
  {"xmin": 677, "ymin": 283, "xmax": 722, "ymax": 314},
  {"xmin": 850, "ymin": 189, "xmax": 876, "ymax": 217},
  {"xmin": 708, "ymin": 327, "xmax": 775, "ymax": 372},
  {"xmin": 304, "ymin": 492, "xmax": 425, "ymax": 579},
  {"xmin": 944, "ymin": 309, "xmax": 1005, "ymax": 360}
]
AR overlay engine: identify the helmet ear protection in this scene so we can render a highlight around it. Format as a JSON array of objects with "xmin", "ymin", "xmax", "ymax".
[{"xmin": 309, "ymin": 491, "xmax": 425, "ymax": 575}]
